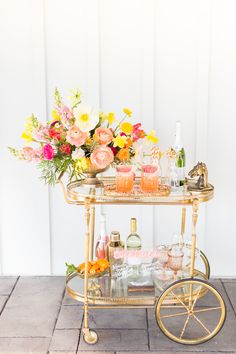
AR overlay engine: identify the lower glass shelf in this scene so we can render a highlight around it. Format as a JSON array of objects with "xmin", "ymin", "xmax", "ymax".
[{"xmin": 66, "ymin": 270, "xmax": 206, "ymax": 307}]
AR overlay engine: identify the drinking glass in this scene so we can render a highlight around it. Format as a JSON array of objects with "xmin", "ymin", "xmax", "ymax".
[
  {"xmin": 140, "ymin": 164, "xmax": 158, "ymax": 193},
  {"xmin": 116, "ymin": 165, "xmax": 134, "ymax": 193},
  {"xmin": 168, "ymin": 246, "xmax": 184, "ymax": 279},
  {"xmin": 155, "ymin": 245, "xmax": 169, "ymax": 280}
]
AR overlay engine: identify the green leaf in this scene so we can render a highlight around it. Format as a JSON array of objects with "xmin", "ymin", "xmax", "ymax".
[{"xmin": 65, "ymin": 262, "xmax": 77, "ymax": 276}]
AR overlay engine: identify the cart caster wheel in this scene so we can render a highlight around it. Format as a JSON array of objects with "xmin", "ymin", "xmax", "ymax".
[
  {"xmin": 155, "ymin": 278, "xmax": 226, "ymax": 345},
  {"xmin": 83, "ymin": 329, "xmax": 98, "ymax": 345}
]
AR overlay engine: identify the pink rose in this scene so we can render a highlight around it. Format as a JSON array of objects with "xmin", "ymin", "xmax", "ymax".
[
  {"xmin": 94, "ymin": 127, "xmax": 113, "ymax": 145},
  {"xmin": 43, "ymin": 144, "xmax": 54, "ymax": 160},
  {"xmin": 66, "ymin": 125, "xmax": 88, "ymax": 147},
  {"xmin": 90, "ymin": 146, "xmax": 114, "ymax": 169},
  {"xmin": 22, "ymin": 147, "xmax": 35, "ymax": 161}
]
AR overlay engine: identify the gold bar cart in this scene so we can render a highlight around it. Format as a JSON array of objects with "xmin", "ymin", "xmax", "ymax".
[{"xmin": 58, "ymin": 177, "xmax": 226, "ymax": 346}]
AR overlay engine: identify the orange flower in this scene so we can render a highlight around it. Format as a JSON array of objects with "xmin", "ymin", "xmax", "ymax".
[
  {"xmin": 125, "ymin": 137, "xmax": 133, "ymax": 148},
  {"xmin": 117, "ymin": 148, "xmax": 130, "ymax": 161}
]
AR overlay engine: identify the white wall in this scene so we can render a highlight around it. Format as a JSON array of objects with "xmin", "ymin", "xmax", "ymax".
[{"xmin": 0, "ymin": 0, "xmax": 236, "ymax": 276}]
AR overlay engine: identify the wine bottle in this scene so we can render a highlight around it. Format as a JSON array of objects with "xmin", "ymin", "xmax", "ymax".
[
  {"xmin": 126, "ymin": 218, "xmax": 142, "ymax": 277},
  {"xmin": 95, "ymin": 214, "xmax": 109, "ymax": 260},
  {"xmin": 174, "ymin": 121, "xmax": 186, "ymax": 186}
]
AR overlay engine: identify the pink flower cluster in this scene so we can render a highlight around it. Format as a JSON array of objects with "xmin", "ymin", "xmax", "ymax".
[{"xmin": 22, "ymin": 147, "xmax": 43, "ymax": 162}]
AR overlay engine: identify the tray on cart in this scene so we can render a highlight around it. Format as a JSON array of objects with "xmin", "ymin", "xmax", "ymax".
[{"xmin": 60, "ymin": 177, "xmax": 214, "ymax": 205}]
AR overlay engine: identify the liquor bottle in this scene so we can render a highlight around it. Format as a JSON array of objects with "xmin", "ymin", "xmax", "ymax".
[
  {"xmin": 95, "ymin": 214, "xmax": 109, "ymax": 260},
  {"xmin": 174, "ymin": 121, "xmax": 186, "ymax": 186},
  {"xmin": 126, "ymin": 218, "xmax": 142, "ymax": 276},
  {"xmin": 107, "ymin": 231, "xmax": 124, "ymax": 277}
]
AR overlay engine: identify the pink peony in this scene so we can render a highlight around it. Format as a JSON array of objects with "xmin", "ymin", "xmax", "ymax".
[
  {"xmin": 66, "ymin": 125, "xmax": 88, "ymax": 147},
  {"xmin": 22, "ymin": 147, "xmax": 35, "ymax": 161},
  {"xmin": 90, "ymin": 146, "xmax": 114, "ymax": 169},
  {"xmin": 94, "ymin": 127, "xmax": 113, "ymax": 145},
  {"xmin": 56, "ymin": 104, "xmax": 73, "ymax": 122},
  {"xmin": 43, "ymin": 144, "xmax": 54, "ymax": 160}
]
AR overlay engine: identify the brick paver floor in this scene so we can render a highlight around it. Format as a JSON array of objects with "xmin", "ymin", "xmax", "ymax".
[{"xmin": 0, "ymin": 276, "xmax": 235, "ymax": 353}]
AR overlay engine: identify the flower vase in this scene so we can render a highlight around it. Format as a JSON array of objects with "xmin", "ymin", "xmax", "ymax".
[{"xmin": 81, "ymin": 166, "xmax": 109, "ymax": 188}]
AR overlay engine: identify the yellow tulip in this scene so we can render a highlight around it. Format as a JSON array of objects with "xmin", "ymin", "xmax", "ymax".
[
  {"xmin": 21, "ymin": 131, "xmax": 33, "ymax": 143},
  {"xmin": 102, "ymin": 112, "xmax": 116, "ymax": 125},
  {"xmin": 146, "ymin": 130, "xmax": 158, "ymax": 144},
  {"xmin": 51, "ymin": 109, "xmax": 61, "ymax": 122},
  {"xmin": 107, "ymin": 112, "xmax": 115, "ymax": 125}
]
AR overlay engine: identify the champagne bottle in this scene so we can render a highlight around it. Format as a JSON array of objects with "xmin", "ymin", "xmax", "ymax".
[
  {"xmin": 95, "ymin": 214, "xmax": 109, "ymax": 260},
  {"xmin": 174, "ymin": 121, "xmax": 186, "ymax": 186}
]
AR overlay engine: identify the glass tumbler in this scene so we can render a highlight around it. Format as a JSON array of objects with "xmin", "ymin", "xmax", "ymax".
[
  {"xmin": 168, "ymin": 246, "xmax": 184, "ymax": 279},
  {"xmin": 140, "ymin": 164, "xmax": 158, "ymax": 193},
  {"xmin": 116, "ymin": 165, "xmax": 134, "ymax": 193}
]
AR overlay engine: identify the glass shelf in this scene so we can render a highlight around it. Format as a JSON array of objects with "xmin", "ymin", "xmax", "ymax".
[
  {"xmin": 61, "ymin": 177, "xmax": 214, "ymax": 206},
  {"xmin": 66, "ymin": 271, "xmax": 206, "ymax": 307}
]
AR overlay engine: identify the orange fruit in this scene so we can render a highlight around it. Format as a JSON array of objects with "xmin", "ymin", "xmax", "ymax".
[
  {"xmin": 77, "ymin": 262, "xmax": 91, "ymax": 273},
  {"xmin": 97, "ymin": 259, "xmax": 109, "ymax": 269}
]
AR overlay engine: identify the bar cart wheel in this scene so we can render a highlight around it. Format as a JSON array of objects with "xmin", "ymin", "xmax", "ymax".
[
  {"xmin": 155, "ymin": 278, "xmax": 226, "ymax": 345},
  {"xmin": 194, "ymin": 250, "xmax": 210, "ymax": 279},
  {"xmin": 83, "ymin": 329, "xmax": 98, "ymax": 345}
]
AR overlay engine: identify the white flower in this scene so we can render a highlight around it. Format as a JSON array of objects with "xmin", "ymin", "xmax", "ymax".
[
  {"xmin": 72, "ymin": 148, "xmax": 85, "ymax": 161},
  {"xmin": 73, "ymin": 104, "xmax": 99, "ymax": 132}
]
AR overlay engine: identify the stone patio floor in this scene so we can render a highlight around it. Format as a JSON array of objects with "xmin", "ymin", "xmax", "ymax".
[{"xmin": 0, "ymin": 276, "xmax": 235, "ymax": 353}]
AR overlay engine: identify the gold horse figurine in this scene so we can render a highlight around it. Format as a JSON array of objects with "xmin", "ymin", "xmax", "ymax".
[{"xmin": 187, "ymin": 162, "xmax": 213, "ymax": 192}]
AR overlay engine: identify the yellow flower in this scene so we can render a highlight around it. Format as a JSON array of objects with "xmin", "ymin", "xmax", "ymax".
[
  {"xmin": 120, "ymin": 122, "xmax": 133, "ymax": 134},
  {"xmin": 113, "ymin": 135, "xmax": 127, "ymax": 148},
  {"xmin": 107, "ymin": 112, "xmax": 115, "ymax": 125},
  {"xmin": 51, "ymin": 109, "xmax": 61, "ymax": 122},
  {"xmin": 75, "ymin": 157, "xmax": 90, "ymax": 172},
  {"xmin": 101, "ymin": 112, "xmax": 116, "ymax": 125},
  {"xmin": 146, "ymin": 130, "xmax": 158, "ymax": 144},
  {"xmin": 123, "ymin": 108, "xmax": 132, "ymax": 117},
  {"xmin": 21, "ymin": 131, "xmax": 32, "ymax": 143}
]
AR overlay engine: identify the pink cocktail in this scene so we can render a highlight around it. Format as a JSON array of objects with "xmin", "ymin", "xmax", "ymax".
[
  {"xmin": 140, "ymin": 165, "xmax": 158, "ymax": 193},
  {"xmin": 116, "ymin": 165, "xmax": 134, "ymax": 193}
]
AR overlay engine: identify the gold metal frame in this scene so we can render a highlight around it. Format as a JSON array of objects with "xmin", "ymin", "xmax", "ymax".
[{"xmin": 58, "ymin": 176, "xmax": 225, "ymax": 345}]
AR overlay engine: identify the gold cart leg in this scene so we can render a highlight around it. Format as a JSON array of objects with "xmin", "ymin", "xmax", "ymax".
[
  {"xmin": 82, "ymin": 198, "xmax": 98, "ymax": 345},
  {"xmin": 180, "ymin": 207, "xmax": 186, "ymax": 244},
  {"xmin": 189, "ymin": 199, "xmax": 199, "ymax": 307},
  {"xmin": 89, "ymin": 206, "xmax": 95, "ymax": 261}
]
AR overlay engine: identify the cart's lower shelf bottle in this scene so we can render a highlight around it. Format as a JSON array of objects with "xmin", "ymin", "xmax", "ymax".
[
  {"xmin": 126, "ymin": 218, "xmax": 142, "ymax": 277},
  {"xmin": 95, "ymin": 214, "xmax": 109, "ymax": 260},
  {"xmin": 107, "ymin": 231, "xmax": 124, "ymax": 277}
]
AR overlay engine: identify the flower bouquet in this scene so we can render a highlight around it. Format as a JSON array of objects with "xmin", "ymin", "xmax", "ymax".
[{"xmin": 9, "ymin": 88, "xmax": 158, "ymax": 185}]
